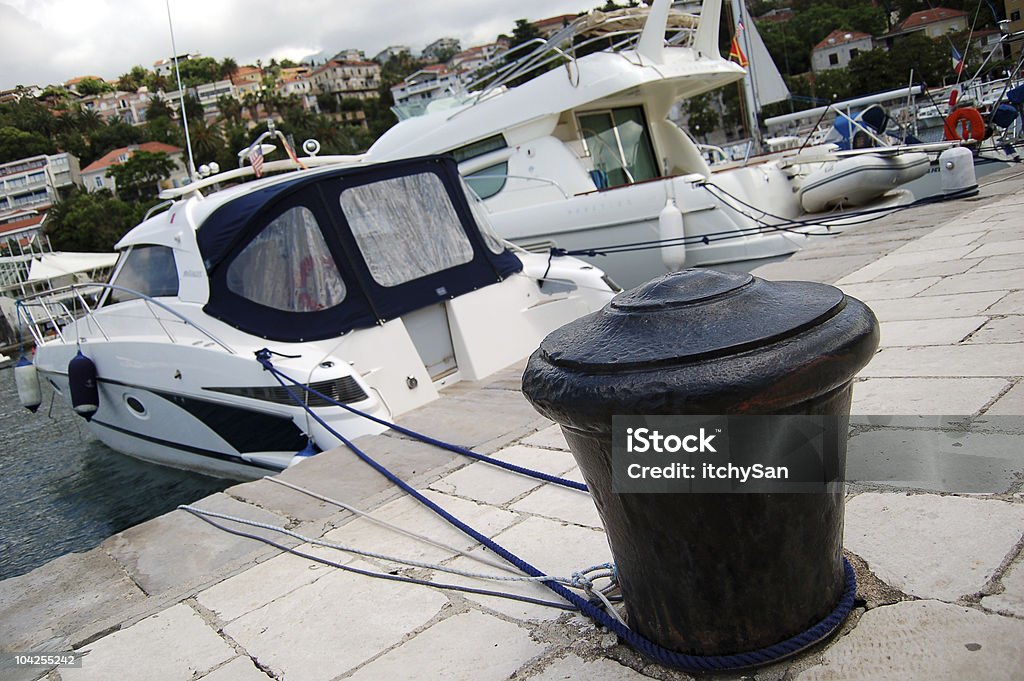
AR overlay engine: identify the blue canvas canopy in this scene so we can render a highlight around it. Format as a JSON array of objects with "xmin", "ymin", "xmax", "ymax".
[{"xmin": 198, "ymin": 155, "xmax": 522, "ymax": 342}]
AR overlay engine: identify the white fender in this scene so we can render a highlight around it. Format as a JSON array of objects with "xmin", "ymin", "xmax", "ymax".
[
  {"xmin": 15, "ymin": 356, "xmax": 42, "ymax": 412},
  {"xmin": 659, "ymin": 198, "xmax": 687, "ymax": 271}
]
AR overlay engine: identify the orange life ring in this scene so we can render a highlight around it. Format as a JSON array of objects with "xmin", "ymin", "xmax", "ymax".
[{"xmin": 944, "ymin": 107, "xmax": 985, "ymax": 142}]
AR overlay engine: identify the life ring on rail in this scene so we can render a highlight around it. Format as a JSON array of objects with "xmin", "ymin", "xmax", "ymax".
[{"xmin": 944, "ymin": 107, "xmax": 985, "ymax": 142}]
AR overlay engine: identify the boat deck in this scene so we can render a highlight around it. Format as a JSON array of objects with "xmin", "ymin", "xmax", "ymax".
[{"xmin": 2, "ymin": 165, "xmax": 1024, "ymax": 680}]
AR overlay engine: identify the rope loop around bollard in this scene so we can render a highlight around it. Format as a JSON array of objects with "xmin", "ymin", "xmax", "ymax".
[{"xmin": 254, "ymin": 351, "xmax": 858, "ymax": 672}]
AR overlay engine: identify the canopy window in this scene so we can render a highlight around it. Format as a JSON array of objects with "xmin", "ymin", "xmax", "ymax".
[
  {"xmin": 226, "ymin": 205, "xmax": 346, "ymax": 312},
  {"xmin": 340, "ymin": 172, "xmax": 474, "ymax": 287}
]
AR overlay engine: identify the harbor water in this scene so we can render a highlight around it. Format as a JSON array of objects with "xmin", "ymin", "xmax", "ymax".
[{"xmin": 0, "ymin": 365, "xmax": 229, "ymax": 581}]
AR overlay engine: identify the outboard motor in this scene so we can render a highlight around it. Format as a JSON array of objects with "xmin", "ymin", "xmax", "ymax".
[{"xmin": 68, "ymin": 350, "xmax": 99, "ymax": 420}]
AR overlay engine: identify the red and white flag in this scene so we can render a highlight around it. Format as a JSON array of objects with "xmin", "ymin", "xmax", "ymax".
[{"xmin": 248, "ymin": 145, "xmax": 264, "ymax": 178}]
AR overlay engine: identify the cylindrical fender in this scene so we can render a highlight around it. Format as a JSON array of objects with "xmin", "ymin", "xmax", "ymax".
[{"xmin": 68, "ymin": 351, "xmax": 99, "ymax": 421}]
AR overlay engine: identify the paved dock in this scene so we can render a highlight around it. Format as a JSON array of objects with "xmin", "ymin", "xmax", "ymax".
[{"xmin": 2, "ymin": 166, "xmax": 1023, "ymax": 680}]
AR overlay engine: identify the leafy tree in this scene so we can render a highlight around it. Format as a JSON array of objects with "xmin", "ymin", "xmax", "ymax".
[
  {"xmin": 219, "ymin": 57, "xmax": 239, "ymax": 80},
  {"xmin": 0, "ymin": 126, "xmax": 55, "ymax": 163},
  {"xmin": 106, "ymin": 151, "xmax": 176, "ymax": 202},
  {"xmin": 117, "ymin": 65, "xmax": 150, "ymax": 92},
  {"xmin": 510, "ymin": 19, "xmax": 542, "ymax": 51},
  {"xmin": 683, "ymin": 92, "xmax": 720, "ymax": 141},
  {"xmin": 87, "ymin": 121, "xmax": 145, "ymax": 162},
  {"xmin": 75, "ymin": 77, "xmax": 113, "ymax": 96},
  {"xmin": 45, "ymin": 189, "xmax": 146, "ymax": 252},
  {"xmin": 176, "ymin": 57, "xmax": 222, "ymax": 87}
]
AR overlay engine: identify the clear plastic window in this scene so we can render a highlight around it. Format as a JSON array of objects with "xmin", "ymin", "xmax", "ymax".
[
  {"xmin": 226, "ymin": 206, "xmax": 346, "ymax": 312},
  {"xmin": 340, "ymin": 172, "xmax": 474, "ymax": 287},
  {"xmin": 107, "ymin": 245, "xmax": 179, "ymax": 303}
]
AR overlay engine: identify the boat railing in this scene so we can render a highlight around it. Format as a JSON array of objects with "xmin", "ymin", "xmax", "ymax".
[
  {"xmin": 16, "ymin": 282, "xmax": 236, "ymax": 354},
  {"xmin": 458, "ymin": 8, "xmax": 697, "ymax": 112}
]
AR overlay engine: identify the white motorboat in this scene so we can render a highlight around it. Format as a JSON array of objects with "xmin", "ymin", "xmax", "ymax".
[
  {"xmin": 364, "ymin": 0, "xmax": 932, "ymax": 288},
  {"xmin": 16, "ymin": 148, "xmax": 617, "ymax": 479}
]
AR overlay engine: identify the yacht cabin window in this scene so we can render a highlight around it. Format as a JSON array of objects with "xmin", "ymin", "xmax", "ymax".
[
  {"xmin": 226, "ymin": 205, "xmax": 347, "ymax": 312},
  {"xmin": 577, "ymin": 106, "xmax": 659, "ymax": 188},
  {"xmin": 340, "ymin": 172, "xmax": 474, "ymax": 287},
  {"xmin": 451, "ymin": 134, "xmax": 509, "ymax": 200},
  {"xmin": 107, "ymin": 244, "xmax": 179, "ymax": 303}
]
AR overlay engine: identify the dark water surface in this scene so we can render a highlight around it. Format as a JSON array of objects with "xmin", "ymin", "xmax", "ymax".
[{"xmin": 0, "ymin": 365, "xmax": 230, "ymax": 581}]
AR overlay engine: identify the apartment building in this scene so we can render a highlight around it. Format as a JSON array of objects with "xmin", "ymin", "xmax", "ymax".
[
  {"xmin": 309, "ymin": 60, "xmax": 382, "ymax": 101},
  {"xmin": 0, "ymin": 153, "xmax": 81, "ymax": 214},
  {"xmin": 80, "ymin": 89, "xmax": 154, "ymax": 126}
]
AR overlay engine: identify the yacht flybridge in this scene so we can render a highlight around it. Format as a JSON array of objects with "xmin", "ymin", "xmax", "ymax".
[
  {"xmin": 16, "ymin": 154, "xmax": 616, "ymax": 479},
  {"xmin": 366, "ymin": 0, "xmax": 939, "ymax": 288}
]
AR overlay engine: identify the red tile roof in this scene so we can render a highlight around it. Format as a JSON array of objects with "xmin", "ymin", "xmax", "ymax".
[
  {"xmin": 813, "ymin": 29, "xmax": 874, "ymax": 51},
  {"xmin": 0, "ymin": 212, "xmax": 46, "ymax": 236},
  {"xmin": 897, "ymin": 7, "xmax": 966, "ymax": 31},
  {"xmin": 82, "ymin": 142, "xmax": 183, "ymax": 174}
]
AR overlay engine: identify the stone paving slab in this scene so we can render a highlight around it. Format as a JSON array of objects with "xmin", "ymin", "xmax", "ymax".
[
  {"xmin": 59, "ymin": 603, "xmax": 235, "ymax": 681},
  {"xmin": 986, "ymin": 290, "xmax": 1024, "ymax": 315},
  {"xmin": 319, "ymin": 488, "xmax": 520, "ymax": 572},
  {"xmin": 345, "ymin": 610, "xmax": 546, "ymax": 681},
  {"xmin": 0, "ymin": 547, "xmax": 147, "ymax": 654},
  {"xmin": 981, "ymin": 554, "xmax": 1024, "ymax": 618},
  {"xmin": 197, "ymin": 656, "xmax": 273, "ymax": 681},
  {"xmin": 967, "ymin": 315, "xmax": 1024, "ymax": 345},
  {"xmin": 429, "ymin": 445, "xmax": 576, "ymax": 506},
  {"xmin": 875, "ymin": 317, "xmax": 986, "ymax": 347},
  {"xmin": 921, "ymin": 269, "xmax": 1022, "ymax": 296},
  {"xmin": 986, "ymin": 381, "xmax": 1024, "ymax": 415},
  {"xmin": 859, "ymin": 344, "xmax": 1024, "ymax": 378},
  {"xmin": 195, "ymin": 543, "xmax": 351, "ymax": 624},
  {"xmin": 222, "ymin": 560, "xmax": 449, "ymax": 681},
  {"xmin": 838, "ymin": 277, "xmax": 942, "ymax": 301},
  {"xmin": 523, "ymin": 654, "xmax": 653, "ymax": 680},
  {"xmin": 101, "ymin": 493, "xmax": 297, "ymax": 598},
  {"xmin": 843, "ymin": 494, "xmax": 1024, "ymax": 601},
  {"xmin": 795, "ymin": 600, "xmax": 1024, "ymax": 681},
  {"xmin": 845, "ymin": 427, "xmax": 1024, "ymax": 493},
  {"xmin": 862, "ymin": 291, "xmax": 1007, "ymax": 322}
]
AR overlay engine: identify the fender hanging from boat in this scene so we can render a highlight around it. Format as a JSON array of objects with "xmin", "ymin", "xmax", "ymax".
[
  {"xmin": 658, "ymin": 198, "xmax": 686, "ymax": 271},
  {"xmin": 15, "ymin": 356, "xmax": 42, "ymax": 413},
  {"xmin": 68, "ymin": 350, "xmax": 99, "ymax": 421}
]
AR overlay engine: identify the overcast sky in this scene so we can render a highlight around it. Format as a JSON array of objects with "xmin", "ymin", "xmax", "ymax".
[{"xmin": 0, "ymin": 0, "xmax": 595, "ymax": 90}]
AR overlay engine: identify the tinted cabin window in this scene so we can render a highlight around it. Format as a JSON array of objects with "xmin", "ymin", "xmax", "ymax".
[
  {"xmin": 108, "ymin": 245, "xmax": 179, "ymax": 303},
  {"xmin": 340, "ymin": 172, "xmax": 473, "ymax": 287},
  {"xmin": 227, "ymin": 205, "xmax": 346, "ymax": 312}
]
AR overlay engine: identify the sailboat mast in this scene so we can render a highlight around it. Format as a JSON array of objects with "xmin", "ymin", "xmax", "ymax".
[{"xmin": 730, "ymin": 0, "xmax": 761, "ymax": 147}]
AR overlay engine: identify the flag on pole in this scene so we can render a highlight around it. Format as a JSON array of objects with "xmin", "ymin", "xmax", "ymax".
[
  {"xmin": 729, "ymin": 21, "xmax": 748, "ymax": 68},
  {"xmin": 248, "ymin": 145, "xmax": 264, "ymax": 178},
  {"xmin": 952, "ymin": 46, "xmax": 966, "ymax": 75}
]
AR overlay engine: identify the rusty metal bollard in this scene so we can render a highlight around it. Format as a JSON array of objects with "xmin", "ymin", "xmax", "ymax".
[{"xmin": 521, "ymin": 269, "xmax": 879, "ymax": 658}]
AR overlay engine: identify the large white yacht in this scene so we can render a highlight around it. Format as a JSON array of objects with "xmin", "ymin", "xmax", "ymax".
[
  {"xmin": 365, "ymin": 0, "xmax": 932, "ymax": 288},
  {"xmin": 16, "ymin": 152, "xmax": 616, "ymax": 479}
]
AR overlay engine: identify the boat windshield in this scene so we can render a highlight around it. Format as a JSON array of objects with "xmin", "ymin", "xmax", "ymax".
[{"xmin": 105, "ymin": 245, "xmax": 179, "ymax": 304}]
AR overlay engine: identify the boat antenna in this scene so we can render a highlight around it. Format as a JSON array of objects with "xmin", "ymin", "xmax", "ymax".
[{"xmin": 165, "ymin": 0, "xmax": 197, "ymax": 182}]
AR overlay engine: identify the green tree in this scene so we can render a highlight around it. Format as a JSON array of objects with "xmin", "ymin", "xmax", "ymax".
[
  {"xmin": 683, "ymin": 92, "xmax": 720, "ymax": 141},
  {"xmin": 219, "ymin": 57, "xmax": 239, "ymax": 80},
  {"xmin": 0, "ymin": 126, "xmax": 55, "ymax": 163},
  {"xmin": 45, "ymin": 189, "xmax": 146, "ymax": 252},
  {"xmin": 117, "ymin": 65, "xmax": 150, "ymax": 92},
  {"xmin": 176, "ymin": 56, "xmax": 222, "ymax": 87},
  {"xmin": 75, "ymin": 77, "xmax": 113, "ymax": 96},
  {"xmin": 106, "ymin": 151, "xmax": 176, "ymax": 202},
  {"xmin": 87, "ymin": 121, "xmax": 145, "ymax": 163}
]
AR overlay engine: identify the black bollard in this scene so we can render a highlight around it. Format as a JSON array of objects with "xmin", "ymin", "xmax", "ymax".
[{"xmin": 522, "ymin": 269, "xmax": 879, "ymax": 659}]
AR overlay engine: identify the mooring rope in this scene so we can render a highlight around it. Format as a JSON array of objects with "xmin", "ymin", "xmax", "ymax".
[{"xmin": 239, "ymin": 353, "xmax": 858, "ymax": 672}]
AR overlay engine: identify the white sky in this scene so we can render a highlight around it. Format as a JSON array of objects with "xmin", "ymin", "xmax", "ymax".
[{"xmin": 0, "ymin": 0, "xmax": 595, "ymax": 90}]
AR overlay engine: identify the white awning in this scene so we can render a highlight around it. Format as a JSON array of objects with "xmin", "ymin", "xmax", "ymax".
[{"xmin": 26, "ymin": 252, "xmax": 118, "ymax": 282}]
